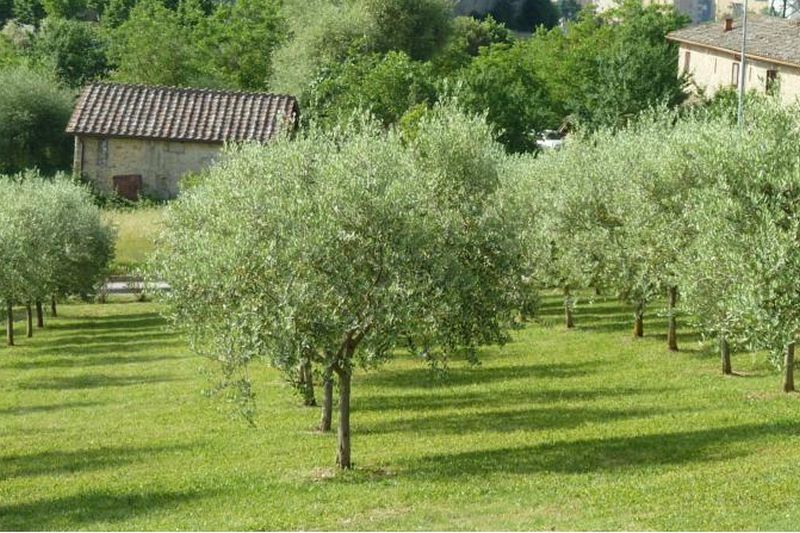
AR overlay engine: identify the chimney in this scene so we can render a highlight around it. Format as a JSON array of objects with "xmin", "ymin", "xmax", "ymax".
[{"xmin": 723, "ymin": 16, "xmax": 734, "ymax": 31}]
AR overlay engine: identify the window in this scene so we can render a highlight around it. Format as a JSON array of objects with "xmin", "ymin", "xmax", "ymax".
[
  {"xmin": 683, "ymin": 51, "xmax": 691, "ymax": 73},
  {"xmin": 97, "ymin": 138, "xmax": 109, "ymax": 167},
  {"xmin": 732, "ymin": 62, "xmax": 740, "ymax": 87},
  {"xmin": 767, "ymin": 69, "xmax": 778, "ymax": 94}
]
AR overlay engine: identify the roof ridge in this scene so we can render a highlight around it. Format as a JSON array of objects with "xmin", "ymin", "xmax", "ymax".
[{"xmin": 85, "ymin": 81, "xmax": 297, "ymax": 101}]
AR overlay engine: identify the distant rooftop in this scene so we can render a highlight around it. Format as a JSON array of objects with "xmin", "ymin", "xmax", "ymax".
[
  {"xmin": 667, "ymin": 15, "xmax": 800, "ymax": 68},
  {"xmin": 66, "ymin": 83, "xmax": 298, "ymax": 144}
]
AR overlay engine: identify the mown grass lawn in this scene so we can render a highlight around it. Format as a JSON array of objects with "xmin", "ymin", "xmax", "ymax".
[
  {"xmin": 1, "ymin": 294, "xmax": 799, "ymax": 530},
  {"xmin": 101, "ymin": 208, "xmax": 164, "ymax": 274}
]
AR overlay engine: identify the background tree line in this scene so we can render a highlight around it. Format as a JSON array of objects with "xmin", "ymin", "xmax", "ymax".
[{"xmin": 0, "ymin": 0, "xmax": 689, "ymax": 175}]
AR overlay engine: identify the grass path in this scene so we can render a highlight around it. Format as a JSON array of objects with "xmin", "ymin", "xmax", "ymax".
[
  {"xmin": 101, "ymin": 208, "xmax": 164, "ymax": 274},
  {"xmin": 1, "ymin": 296, "xmax": 799, "ymax": 530}
]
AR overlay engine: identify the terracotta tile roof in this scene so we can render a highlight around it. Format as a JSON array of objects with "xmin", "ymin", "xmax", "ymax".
[
  {"xmin": 667, "ymin": 15, "xmax": 800, "ymax": 68},
  {"xmin": 66, "ymin": 83, "xmax": 298, "ymax": 143}
]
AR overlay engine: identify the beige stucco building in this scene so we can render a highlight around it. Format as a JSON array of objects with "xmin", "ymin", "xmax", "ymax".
[
  {"xmin": 667, "ymin": 15, "xmax": 800, "ymax": 104},
  {"xmin": 715, "ymin": 0, "xmax": 771, "ymax": 19},
  {"xmin": 594, "ymin": 0, "xmax": 714, "ymax": 23},
  {"xmin": 66, "ymin": 83, "xmax": 298, "ymax": 200}
]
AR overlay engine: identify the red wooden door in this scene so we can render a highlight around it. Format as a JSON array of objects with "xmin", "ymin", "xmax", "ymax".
[{"xmin": 113, "ymin": 175, "xmax": 142, "ymax": 201}]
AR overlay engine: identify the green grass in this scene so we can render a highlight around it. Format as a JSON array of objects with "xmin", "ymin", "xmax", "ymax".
[
  {"xmin": 102, "ymin": 208, "xmax": 164, "ymax": 274},
  {"xmin": 1, "ymin": 295, "xmax": 799, "ymax": 530}
]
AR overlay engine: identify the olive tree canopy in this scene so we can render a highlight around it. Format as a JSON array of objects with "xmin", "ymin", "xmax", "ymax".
[{"xmin": 153, "ymin": 104, "xmax": 531, "ymax": 468}]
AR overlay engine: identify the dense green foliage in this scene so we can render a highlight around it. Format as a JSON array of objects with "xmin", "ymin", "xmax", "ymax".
[
  {"xmin": 456, "ymin": 39, "xmax": 559, "ymax": 152},
  {"xmin": 32, "ymin": 17, "xmax": 108, "ymax": 86},
  {"xmin": 305, "ymin": 51, "xmax": 437, "ymax": 128},
  {"xmin": 0, "ymin": 174, "xmax": 115, "ymax": 336},
  {"xmin": 0, "ymin": 66, "xmax": 73, "ymax": 174}
]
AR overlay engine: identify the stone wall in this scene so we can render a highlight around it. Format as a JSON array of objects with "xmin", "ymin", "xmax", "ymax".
[{"xmin": 75, "ymin": 136, "xmax": 222, "ymax": 199}]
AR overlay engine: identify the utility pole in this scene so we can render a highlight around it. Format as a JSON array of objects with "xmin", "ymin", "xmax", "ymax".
[{"xmin": 737, "ymin": 0, "xmax": 749, "ymax": 127}]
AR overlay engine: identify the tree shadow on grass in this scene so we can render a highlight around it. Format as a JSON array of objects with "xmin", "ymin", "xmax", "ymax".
[
  {"xmin": 45, "ymin": 313, "xmax": 167, "ymax": 332},
  {"xmin": 27, "ymin": 337, "xmax": 183, "ymax": 357},
  {"xmin": 16, "ymin": 373, "xmax": 183, "ymax": 390},
  {"xmin": 0, "ymin": 443, "xmax": 196, "ymax": 482},
  {"xmin": 537, "ymin": 298, "xmax": 628, "ymax": 319},
  {"xmin": 5, "ymin": 353, "xmax": 190, "ymax": 370},
  {"xmin": 0, "ymin": 400, "xmax": 107, "ymax": 416},
  {"xmin": 361, "ymin": 361, "xmax": 599, "ymax": 390},
  {"xmin": 354, "ymin": 385, "xmax": 679, "ymax": 413},
  {"xmin": 363, "ymin": 405, "xmax": 684, "ymax": 436},
  {"xmin": 402, "ymin": 420, "xmax": 800, "ymax": 478},
  {"xmin": 0, "ymin": 488, "xmax": 211, "ymax": 530}
]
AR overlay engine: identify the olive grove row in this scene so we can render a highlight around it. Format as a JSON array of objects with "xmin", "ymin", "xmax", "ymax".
[
  {"xmin": 153, "ymin": 99, "xmax": 800, "ymax": 469},
  {"xmin": 0, "ymin": 174, "xmax": 115, "ymax": 345}
]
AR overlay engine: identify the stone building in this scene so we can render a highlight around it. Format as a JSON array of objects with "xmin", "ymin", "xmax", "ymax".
[
  {"xmin": 66, "ymin": 83, "xmax": 298, "ymax": 200},
  {"xmin": 668, "ymin": 15, "xmax": 800, "ymax": 104}
]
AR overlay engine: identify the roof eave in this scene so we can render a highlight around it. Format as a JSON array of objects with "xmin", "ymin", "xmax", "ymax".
[{"xmin": 667, "ymin": 34, "xmax": 800, "ymax": 70}]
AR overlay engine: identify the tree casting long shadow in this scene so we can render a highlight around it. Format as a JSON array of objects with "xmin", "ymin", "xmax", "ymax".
[
  {"xmin": 354, "ymin": 385, "xmax": 679, "ymax": 413},
  {"xmin": 402, "ymin": 421, "xmax": 800, "ymax": 478},
  {"xmin": 0, "ymin": 443, "xmax": 196, "ymax": 482},
  {"xmin": 16, "ymin": 373, "xmax": 183, "ymax": 390},
  {"xmin": 0, "ymin": 488, "xmax": 211, "ymax": 530},
  {"xmin": 362, "ymin": 360, "xmax": 599, "ymax": 390},
  {"xmin": 363, "ymin": 405, "xmax": 687, "ymax": 436}
]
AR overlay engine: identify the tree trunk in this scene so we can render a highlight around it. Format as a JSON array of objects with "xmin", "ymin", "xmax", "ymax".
[
  {"xmin": 720, "ymin": 336, "xmax": 732, "ymax": 375},
  {"xmin": 336, "ymin": 368, "xmax": 352, "ymax": 469},
  {"xmin": 783, "ymin": 342, "xmax": 795, "ymax": 393},
  {"xmin": 6, "ymin": 300, "xmax": 13, "ymax": 346},
  {"xmin": 35, "ymin": 301, "xmax": 44, "ymax": 328},
  {"xmin": 25, "ymin": 303, "xmax": 33, "ymax": 338},
  {"xmin": 319, "ymin": 370, "xmax": 334, "ymax": 433},
  {"xmin": 633, "ymin": 302, "xmax": 644, "ymax": 338},
  {"xmin": 564, "ymin": 286, "xmax": 574, "ymax": 329},
  {"xmin": 50, "ymin": 296, "xmax": 57, "ymax": 317},
  {"xmin": 301, "ymin": 360, "xmax": 316, "ymax": 407},
  {"xmin": 667, "ymin": 286, "xmax": 678, "ymax": 351}
]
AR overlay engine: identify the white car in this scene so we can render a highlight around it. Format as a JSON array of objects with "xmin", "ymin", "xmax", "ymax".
[{"xmin": 535, "ymin": 129, "xmax": 564, "ymax": 151}]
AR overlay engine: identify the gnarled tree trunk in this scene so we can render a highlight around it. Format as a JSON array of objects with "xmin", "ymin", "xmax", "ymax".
[
  {"xmin": 300, "ymin": 360, "xmax": 316, "ymax": 407},
  {"xmin": 784, "ymin": 342, "xmax": 795, "ymax": 393},
  {"xmin": 720, "ymin": 337, "xmax": 732, "ymax": 375},
  {"xmin": 335, "ymin": 367, "xmax": 352, "ymax": 469},
  {"xmin": 633, "ymin": 302, "xmax": 644, "ymax": 338},
  {"xmin": 6, "ymin": 300, "xmax": 13, "ymax": 346},
  {"xmin": 319, "ymin": 369, "xmax": 334, "ymax": 433},
  {"xmin": 25, "ymin": 303, "xmax": 33, "ymax": 338},
  {"xmin": 50, "ymin": 296, "xmax": 57, "ymax": 317},
  {"xmin": 564, "ymin": 286, "xmax": 574, "ymax": 329},
  {"xmin": 667, "ymin": 286, "xmax": 678, "ymax": 351},
  {"xmin": 35, "ymin": 301, "xmax": 44, "ymax": 328}
]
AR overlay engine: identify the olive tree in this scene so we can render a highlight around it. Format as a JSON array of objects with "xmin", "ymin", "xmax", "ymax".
[
  {"xmin": 153, "ymin": 105, "xmax": 529, "ymax": 468},
  {"xmin": 679, "ymin": 100, "xmax": 800, "ymax": 389},
  {"xmin": 0, "ymin": 173, "xmax": 115, "ymax": 344}
]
